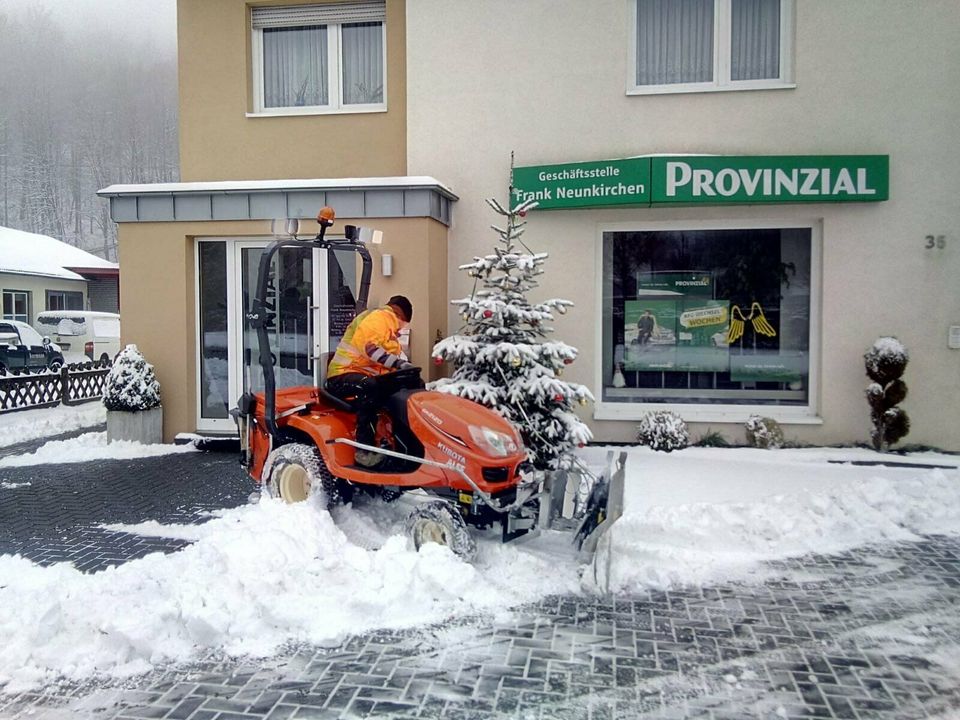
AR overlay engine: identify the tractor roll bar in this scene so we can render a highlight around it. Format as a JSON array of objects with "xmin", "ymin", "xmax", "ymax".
[{"xmin": 249, "ymin": 222, "xmax": 373, "ymax": 439}]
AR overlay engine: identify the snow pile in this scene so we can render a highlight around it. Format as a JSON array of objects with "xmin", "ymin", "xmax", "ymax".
[
  {"xmin": 102, "ymin": 345, "xmax": 161, "ymax": 411},
  {"xmin": 0, "ymin": 432, "xmax": 194, "ymax": 467},
  {"xmin": 0, "ymin": 403, "xmax": 105, "ymax": 448},
  {"xmin": 592, "ymin": 449, "xmax": 960, "ymax": 592},
  {"xmin": 0, "ymin": 495, "xmax": 580, "ymax": 691}
]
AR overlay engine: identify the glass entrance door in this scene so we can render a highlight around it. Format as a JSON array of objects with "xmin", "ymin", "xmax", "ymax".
[
  {"xmin": 239, "ymin": 244, "xmax": 317, "ymax": 396},
  {"xmin": 195, "ymin": 237, "xmax": 359, "ymax": 434}
]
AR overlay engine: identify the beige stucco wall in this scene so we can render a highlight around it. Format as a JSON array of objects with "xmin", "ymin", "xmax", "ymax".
[
  {"xmin": 0, "ymin": 273, "xmax": 87, "ymax": 326},
  {"xmin": 406, "ymin": 0, "xmax": 960, "ymax": 449},
  {"xmin": 116, "ymin": 215, "xmax": 446, "ymax": 441},
  {"xmin": 177, "ymin": 0, "xmax": 407, "ymax": 182}
]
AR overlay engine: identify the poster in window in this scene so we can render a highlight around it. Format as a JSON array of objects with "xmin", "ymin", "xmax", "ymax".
[
  {"xmin": 623, "ymin": 298, "xmax": 679, "ymax": 370},
  {"xmin": 676, "ymin": 299, "xmax": 730, "ymax": 372}
]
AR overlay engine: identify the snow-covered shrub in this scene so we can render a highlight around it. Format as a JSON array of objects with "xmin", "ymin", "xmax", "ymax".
[
  {"xmin": 636, "ymin": 410, "xmax": 689, "ymax": 452},
  {"xmin": 103, "ymin": 344, "xmax": 161, "ymax": 412},
  {"xmin": 864, "ymin": 336, "xmax": 909, "ymax": 451},
  {"xmin": 744, "ymin": 415, "xmax": 784, "ymax": 449}
]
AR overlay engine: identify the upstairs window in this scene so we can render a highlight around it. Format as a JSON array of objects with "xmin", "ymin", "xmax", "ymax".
[
  {"xmin": 252, "ymin": 2, "xmax": 386, "ymax": 114},
  {"xmin": 630, "ymin": 0, "xmax": 793, "ymax": 94}
]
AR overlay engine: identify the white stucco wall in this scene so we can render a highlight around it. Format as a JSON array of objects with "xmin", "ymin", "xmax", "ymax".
[
  {"xmin": 0, "ymin": 273, "xmax": 88, "ymax": 326},
  {"xmin": 406, "ymin": 0, "xmax": 960, "ymax": 449}
]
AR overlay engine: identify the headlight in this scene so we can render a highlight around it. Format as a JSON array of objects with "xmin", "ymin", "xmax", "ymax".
[{"xmin": 469, "ymin": 425, "xmax": 519, "ymax": 458}]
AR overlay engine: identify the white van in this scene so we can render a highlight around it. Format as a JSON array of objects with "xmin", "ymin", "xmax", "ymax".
[{"xmin": 35, "ymin": 310, "xmax": 121, "ymax": 363}]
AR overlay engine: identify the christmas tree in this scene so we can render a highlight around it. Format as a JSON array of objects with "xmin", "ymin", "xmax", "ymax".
[{"xmin": 430, "ymin": 182, "xmax": 593, "ymax": 471}]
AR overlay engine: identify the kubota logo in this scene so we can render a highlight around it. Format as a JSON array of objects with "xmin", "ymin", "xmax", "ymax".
[{"xmin": 438, "ymin": 442, "xmax": 466, "ymax": 466}]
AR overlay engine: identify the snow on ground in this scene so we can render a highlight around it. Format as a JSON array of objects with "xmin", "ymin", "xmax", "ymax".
[
  {"xmin": 583, "ymin": 446, "xmax": 960, "ymax": 592},
  {"xmin": 0, "ymin": 432, "xmax": 195, "ymax": 468},
  {"xmin": 0, "ymin": 402, "xmax": 106, "ymax": 448},
  {"xmin": 0, "ymin": 444, "xmax": 959, "ymax": 692}
]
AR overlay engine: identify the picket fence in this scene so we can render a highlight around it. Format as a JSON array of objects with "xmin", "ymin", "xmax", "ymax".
[{"xmin": 0, "ymin": 361, "xmax": 112, "ymax": 413}]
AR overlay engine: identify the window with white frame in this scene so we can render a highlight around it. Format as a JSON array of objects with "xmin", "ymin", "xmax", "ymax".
[
  {"xmin": 46, "ymin": 290, "xmax": 84, "ymax": 312},
  {"xmin": 2, "ymin": 290, "xmax": 30, "ymax": 323},
  {"xmin": 630, "ymin": 0, "xmax": 793, "ymax": 94},
  {"xmin": 251, "ymin": 2, "xmax": 386, "ymax": 114},
  {"xmin": 599, "ymin": 223, "xmax": 816, "ymax": 416}
]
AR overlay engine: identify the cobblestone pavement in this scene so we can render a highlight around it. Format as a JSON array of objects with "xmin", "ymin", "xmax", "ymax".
[{"xmin": 1, "ymin": 449, "xmax": 959, "ymax": 719}]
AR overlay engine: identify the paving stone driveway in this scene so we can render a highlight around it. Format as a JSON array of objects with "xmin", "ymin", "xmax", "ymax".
[{"xmin": 1, "ymin": 445, "xmax": 959, "ymax": 719}]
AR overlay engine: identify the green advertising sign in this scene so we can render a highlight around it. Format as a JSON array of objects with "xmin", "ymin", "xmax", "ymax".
[
  {"xmin": 651, "ymin": 155, "xmax": 889, "ymax": 204},
  {"xmin": 511, "ymin": 158, "xmax": 651, "ymax": 209},
  {"xmin": 513, "ymin": 155, "xmax": 888, "ymax": 209}
]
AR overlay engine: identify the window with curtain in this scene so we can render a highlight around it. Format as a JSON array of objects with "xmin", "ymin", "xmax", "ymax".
[
  {"xmin": 252, "ymin": 3, "xmax": 385, "ymax": 112},
  {"xmin": 633, "ymin": 0, "xmax": 790, "ymax": 92}
]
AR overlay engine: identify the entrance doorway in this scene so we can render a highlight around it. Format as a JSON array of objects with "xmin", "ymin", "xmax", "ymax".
[{"xmin": 196, "ymin": 238, "xmax": 357, "ymax": 433}]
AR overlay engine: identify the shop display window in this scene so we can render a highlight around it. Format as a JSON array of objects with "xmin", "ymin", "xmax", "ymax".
[{"xmin": 601, "ymin": 225, "xmax": 814, "ymax": 410}]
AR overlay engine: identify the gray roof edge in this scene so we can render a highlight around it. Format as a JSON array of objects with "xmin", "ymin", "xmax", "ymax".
[{"xmin": 97, "ymin": 176, "xmax": 459, "ymax": 202}]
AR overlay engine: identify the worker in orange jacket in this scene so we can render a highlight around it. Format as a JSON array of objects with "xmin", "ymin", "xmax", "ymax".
[{"xmin": 325, "ymin": 295, "xmax": 416, "ymax": 468}]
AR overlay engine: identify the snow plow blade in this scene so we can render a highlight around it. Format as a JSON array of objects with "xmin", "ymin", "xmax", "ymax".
[
  {"xmin": 539, "ymin": 451, "xmax": 626, "ymax": 554},
  {"xmin": 574, "ymin": 451, "xmax": 626, "ymax": 554}
]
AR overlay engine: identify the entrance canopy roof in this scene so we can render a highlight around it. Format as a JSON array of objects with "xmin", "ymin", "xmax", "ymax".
[{"xmin": 97, "ymin": 176, "xmax": 459, "ymax": 227}]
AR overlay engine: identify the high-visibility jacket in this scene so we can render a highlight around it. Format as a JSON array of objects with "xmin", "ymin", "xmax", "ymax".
[{"xmin": 327, "ymin": 306, "xmax": 406, "ymax": 378}]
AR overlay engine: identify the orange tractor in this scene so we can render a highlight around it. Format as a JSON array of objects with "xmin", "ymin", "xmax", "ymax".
[{"xmin": 232, "ymin": 209, "xmax": 616, "ymax": 559}]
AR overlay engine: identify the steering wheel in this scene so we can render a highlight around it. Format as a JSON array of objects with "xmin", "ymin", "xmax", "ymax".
[{"xmin": 389, "ymin": 366, "xmax": 422, "ymax": 380}]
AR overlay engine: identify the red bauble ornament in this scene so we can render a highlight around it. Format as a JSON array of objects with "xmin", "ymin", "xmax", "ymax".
[
  {"xmin": 519, "ymin": 210, "xmax": 527, "ymax": 217},
  {"xmin": 554, "ymin": 394, "xmax": 564, "ymax": 403},
  {"xmin": 483, "ymin": 310, "xmax": 493, "ymax": 318},
  {"xmin": 433, "ymin": 356, "xmax": 444, "ymax": 366},
  {"xmin": 563, "ymin": 358, "xmax": 573, "ymax": 365}
]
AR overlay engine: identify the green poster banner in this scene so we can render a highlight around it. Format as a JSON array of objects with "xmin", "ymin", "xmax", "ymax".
[
  {"xmin": 638, "ymin": 271, "xmax": 713, "ymax": 297},
  {"xmin": 511, "ymin": 158, "xmax": 651, "ymax": 209},
  {"xmin": 514, "ymin": 155, "xmax": 888, "ymax": 209},
  {"xmin": 676, "ymin": 299, "xmax": 730, "ymax": 372},
  {"xmin": 730, "ymin": 351, "xmax": 806, "ymax": 383},
  {"xmin": 651, "ymin": 155, "xmax": 888, "ymax": 204},
  {"xmin": 623, "ymin": 299, "xmax": 678, "ymax": 371}
]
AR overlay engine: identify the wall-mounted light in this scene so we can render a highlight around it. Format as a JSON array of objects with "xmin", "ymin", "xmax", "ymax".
[{"xmin": 381, "ymin": 254, "xmax": 393, "ymax": 277}]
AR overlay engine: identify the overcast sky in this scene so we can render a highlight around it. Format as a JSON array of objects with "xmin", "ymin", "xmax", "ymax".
[{"xmin": 1, "ymin": 0, "xmax": 177, "ymax": 53}]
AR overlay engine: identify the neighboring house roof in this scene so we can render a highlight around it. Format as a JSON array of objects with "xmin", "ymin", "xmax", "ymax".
[{"xmin": 0, "ymin": 226, "xmax": 118, "ymax": 281}]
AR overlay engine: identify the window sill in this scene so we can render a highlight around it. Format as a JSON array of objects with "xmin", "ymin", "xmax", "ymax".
[
  {"xmin": 594, "ymin": 402, "xmax": 822, "ymax": 425},
  {"xmin": 246, "ymin": 105, "xmax": 387, "ymax": 118},
  {"xmin": 627, "ymin": 81, "xmax": 796, "ymax": 96}
]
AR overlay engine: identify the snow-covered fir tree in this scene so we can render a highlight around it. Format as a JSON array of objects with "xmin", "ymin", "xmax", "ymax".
[{"xmin": 430, "ymin": 194, "xmax": 593, "ymax": 471}]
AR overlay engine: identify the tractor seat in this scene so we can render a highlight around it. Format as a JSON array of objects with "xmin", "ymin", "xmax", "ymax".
[{"xmin": 318, "ymin": 385, "xmax": 357, "ymax": 412}]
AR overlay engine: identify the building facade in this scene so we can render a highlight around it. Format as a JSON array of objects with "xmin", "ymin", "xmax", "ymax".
[
  {"xmin": 406, "ymin": 0, "xmax": 960, "ymax": 449},
  {"xmin": 103, "ymin": 0, "xmax": 960, "ymax": 450}
]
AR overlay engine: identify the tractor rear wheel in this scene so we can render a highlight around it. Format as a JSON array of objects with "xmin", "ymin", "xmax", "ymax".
[
  {"xmin": 263, "ymin": 443, "xmax": 340, "ymax": 507},
  {"xmin": 407, "ymin": 500, "xmax": 477, "ymax": 561}
]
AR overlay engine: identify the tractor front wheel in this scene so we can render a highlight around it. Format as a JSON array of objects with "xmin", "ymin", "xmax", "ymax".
[
  {"xmin": 263, "ymin": 443, "xmax": 338, "ymax": 507},
  {"xmin": 407, "ymin": 500, "xmax": 477, "ymax": 561}
]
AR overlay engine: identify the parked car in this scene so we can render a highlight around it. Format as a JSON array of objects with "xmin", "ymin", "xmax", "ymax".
[
  {"xmin": 34, "ymin": 310, "xmax": 121, "ymax": 363},
  {"xmin": 0, "ymin": 320, "xmax": 65, "ymax": 373}
]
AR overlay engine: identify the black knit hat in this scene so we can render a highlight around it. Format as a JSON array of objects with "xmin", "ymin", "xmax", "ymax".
[{"xmin": 387, "ymin": 295, "xmax": 412, "ymax": 322}]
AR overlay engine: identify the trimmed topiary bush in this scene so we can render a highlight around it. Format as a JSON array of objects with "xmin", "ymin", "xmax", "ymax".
[
  {"xmin": 103, "ymin": 344, "xmax": 161, "ymax": 412},
  {"xmin": 744, "ymin": 415, "xmax": 784, "ymax": 449},
  {"xmin": 637, "ymin": 410, "xmax": 689, "ymax": 452},
  {"xmin": 865, "ymin": 336, "xmax": 909, "ymax": 452}
]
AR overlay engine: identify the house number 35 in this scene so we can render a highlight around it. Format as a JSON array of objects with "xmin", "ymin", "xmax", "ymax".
[{"xmin": 925, "ymin": 235, "xmax": 946, "ymax": 249}]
